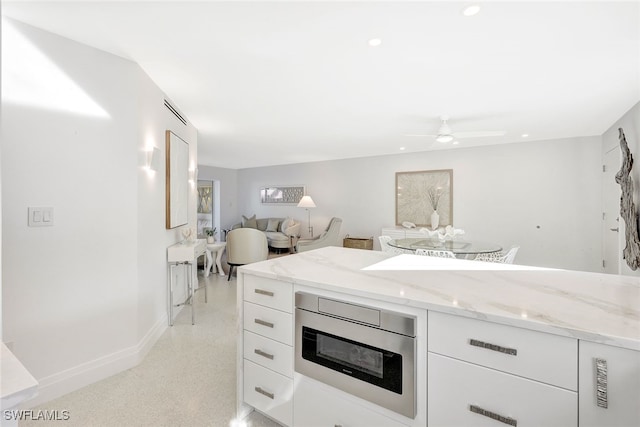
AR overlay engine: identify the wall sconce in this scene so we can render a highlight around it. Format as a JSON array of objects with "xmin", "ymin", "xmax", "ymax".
[
  {"xmin": 297, "ymin": 195, "xmax": 316, "ymax": 237},
  {"xmin": 145, "ymin": 147, "xmax": 161, "ymax": 171},
  {"xmin": 189, "ymin": 167, "xmax": 198, "ymax": 184}
]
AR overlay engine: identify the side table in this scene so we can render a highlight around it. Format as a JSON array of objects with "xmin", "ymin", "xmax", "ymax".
[{"xmin": 205, "ymin": 242, "xmax": 227, "ymax": 277}]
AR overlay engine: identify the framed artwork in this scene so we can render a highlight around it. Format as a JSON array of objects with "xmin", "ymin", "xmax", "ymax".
[
  {"xmin": 260, "ymin": 185, "xmax": 305, "ymax": 205},
  {"xmin": 197, "ymin": 182, "xmax": 213, "ymax": 214},
  {"xmin": 166, "ymin": 130, "xmax": 189, "ymax": 229},
  {"xmin": 396, "ymin": 169, "xmax": 453, "ymax": 227}
]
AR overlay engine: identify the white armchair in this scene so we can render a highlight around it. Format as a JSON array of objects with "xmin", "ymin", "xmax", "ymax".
[
  {"xmin": 226, "ymin": 228, "xmax": 269, "ymax": 280},
  {"xmin": 296, "ymin": 217, "xmax": 342, "ymax": 253}
]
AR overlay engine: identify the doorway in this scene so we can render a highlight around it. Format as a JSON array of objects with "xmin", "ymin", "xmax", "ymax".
[
  {"xmin": 197, "ymin": 180, "xmax": 220, "ymax": 240},
  {"xmin": 602, "ymin": 146, "xmax": 621, "ymax": 274}
]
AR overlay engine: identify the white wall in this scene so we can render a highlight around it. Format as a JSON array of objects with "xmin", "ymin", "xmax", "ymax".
[
  {"xmin": 602, "ymin": 102, "xmax": 640, "ymax": 277},
  {"xmin": 1, "ymin": 19, "xmax": 198, "ymax": 405},
  {"xmin": 236, "ymin": 136, "xmax": 603, "ymax": 272}
]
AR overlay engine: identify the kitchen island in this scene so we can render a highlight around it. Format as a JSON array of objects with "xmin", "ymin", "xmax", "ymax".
[{"xmin": 236, "ymin": 247, "xmax": 640, "ymax": 427}]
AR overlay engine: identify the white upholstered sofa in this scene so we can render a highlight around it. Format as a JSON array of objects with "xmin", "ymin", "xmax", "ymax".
[{"xmin": 231, "ymin": 215, "xmax": 300, "ymax": 250}]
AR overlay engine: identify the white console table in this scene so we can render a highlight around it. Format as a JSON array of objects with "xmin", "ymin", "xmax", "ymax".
[
  {"xmin": 167, "ymin": 239, "xmax": 207, "ymax": 325},
  {"xmin": 381, "ymin": 226, "xmax": 429, "ymax": 239}
]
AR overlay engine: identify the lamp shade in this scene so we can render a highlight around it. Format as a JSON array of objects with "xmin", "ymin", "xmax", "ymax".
[{"xmin": 297, "ymin": 195, "xmax": 316, "ymax": 208}]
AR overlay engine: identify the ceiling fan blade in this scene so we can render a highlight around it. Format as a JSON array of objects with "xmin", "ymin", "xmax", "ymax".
[{"xmin": 452, "ymin": 130, "xmax": 506, "ymax": 138}]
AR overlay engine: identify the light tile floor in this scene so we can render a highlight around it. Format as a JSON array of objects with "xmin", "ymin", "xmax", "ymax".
[{"xmin": 20, "ymin": 273, "xmax": 280, "ymax": 427}]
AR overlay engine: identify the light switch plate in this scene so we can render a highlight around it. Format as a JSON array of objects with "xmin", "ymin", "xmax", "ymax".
[{"xmin": 28, "ymin": 207, "xmax": 54, "ymax": 227}]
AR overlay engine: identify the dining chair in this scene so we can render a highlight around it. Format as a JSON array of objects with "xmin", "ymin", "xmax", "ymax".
[
  {"xmin": 475, "ymin": 246, "xmax": 520, "ymax": 264},
  {"xmin": 378, "ymin": 236, "xmax": 412, "ymax": 255},
  {"xmin": 474, "ymin": 251, "xmax": 503, "ymax": 262},
  {"xmin": 502, "ymin": 246, "xmax": 520, "ymax": 264},
  {"xmin": 415, "ymin": 248, "xmax": 456, "ymax": 258}
]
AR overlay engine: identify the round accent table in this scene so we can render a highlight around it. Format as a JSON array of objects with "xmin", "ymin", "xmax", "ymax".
[{"xmin": 205, "ymin": 242, "xmax": 227, "ymax": 277}]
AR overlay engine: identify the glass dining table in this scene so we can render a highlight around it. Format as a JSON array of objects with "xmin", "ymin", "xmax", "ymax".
[{"xmin": 389, "ymin": 238, "xmax": 502, "ymax": 259}]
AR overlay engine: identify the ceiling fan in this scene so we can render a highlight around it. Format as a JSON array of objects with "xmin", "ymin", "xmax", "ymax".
[{"xmin": 405, "ymin": 115, "xmax": 506, "ymax": 143}]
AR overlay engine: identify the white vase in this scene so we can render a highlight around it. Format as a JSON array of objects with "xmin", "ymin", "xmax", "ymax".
[
  {"xmin": 207, "ymin": 236, "xmax": 214, "ymax": 244},
  {"xmin": 431, "ymin": 211, "xmax": 440, "ymax": 230}
]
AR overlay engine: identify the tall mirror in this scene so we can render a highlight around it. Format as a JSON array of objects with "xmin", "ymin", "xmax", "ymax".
[{"xmin": 165, "ymin": 130, "xmax": 189, "ymax": 229}]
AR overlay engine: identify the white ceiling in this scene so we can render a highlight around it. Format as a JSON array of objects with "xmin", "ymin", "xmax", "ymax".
[{"xmin": 3, "ymin": 1, "xmax": 639, "ymax": 169}]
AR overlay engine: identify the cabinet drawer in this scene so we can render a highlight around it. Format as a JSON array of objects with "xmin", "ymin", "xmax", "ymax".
[
  {"xmin": 244, "ymin": 275, "xmax": 293, "ymax": 313},
  {"xmin": 244, "ymin": 360, "xmax": 293, "ymax": 427},
  {"xmin": 578, "ymin": 341, "xmax": 640, "ymax": 427},
  {"xmin": 294, "ymin": 374, "xmax": 408, "ymax": 427},
  {"xmin": 244, "ymin": 302, "xmax": 293, "ymax": 345},
  {"xmin": 428, "ymin": 311, "xmax": 577, "ymax": 390},
  {"xmin": 244, "ymin": 330, "xmax": 293, "ymax": 377},
  {"xmin": 428, "ymin": 353, "xmax": 577, "ymax": 427}
]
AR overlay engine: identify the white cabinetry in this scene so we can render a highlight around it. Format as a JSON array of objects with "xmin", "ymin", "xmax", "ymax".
[
  {"xmin": 428, "ymin": 312, "xmax": 578, "ymax": 427},
  {"xmin": 241, "ymin": 275, "xmax": 293, "ymax": 426},
  {"xmin": 238, "ymin": 271, "xmax": 637, "ymax": 427},
  {"xmin": 578, "ymin": 341, "xmax": 640, "ymax": 427},
  {"xmin": 428, "ymin": 312, "xmax": 577, "ymax": 390},
  {"xmin": 293, "ymin": 374, "xmax": 407, "ymax": 427},
  {"xmin": 429, "ymin": 353, "xmax": 577, "ymax": 427}
]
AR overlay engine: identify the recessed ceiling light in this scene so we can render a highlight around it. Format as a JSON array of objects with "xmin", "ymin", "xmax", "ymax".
[
  {"xmin": 521, "ymin": 133, "xmax": 529, "ymax": 138},
  {"xmin": 368, "ymin": 38, "xmax": 382, "ymax": 47},
  {"xmin": 399, "ymin": 146, "xmax": 406, "ymax": 151},
  {"xmin": 462, "ymin": 5, "xmax": 481, "ymax": 17},
  {"xmin": 452, "ymin": 141, "xmax": 460, "ymax": 145}
]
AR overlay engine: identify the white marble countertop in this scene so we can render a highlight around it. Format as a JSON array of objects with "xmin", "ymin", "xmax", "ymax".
[{"xmin": 239, "ymin": 247, "xmax": 640, "ymax": 351}]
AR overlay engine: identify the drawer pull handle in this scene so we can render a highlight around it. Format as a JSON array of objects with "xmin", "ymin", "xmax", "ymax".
[
  {"xmin": 254, "ymin": 349, "xmax": 274, "ymax": 360},
  {"xmin": 255, "ymin": 289, "xmax": 274, "ymax": 297},
  {"xmin": 254, "ymin": 318, "xmax": 274, "ymax": 328},
  {"xmin": 255, "ymin": 386, "xmax": 274, "ymax": 400},
  {"xmin": 469, "ymin": 339, "xmax": 517, "ymax": 356},
  {"xmin": 469, "ymin": 404, "xmax": 517, "ymax": 426},
  {"xmin": 595, "ymin": 358, "xmax": 608, "ymax": 409}
]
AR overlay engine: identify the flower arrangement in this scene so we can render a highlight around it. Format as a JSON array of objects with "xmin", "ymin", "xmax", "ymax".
[
  {"xmin": 427, "ymin": 186, "xmax": 443, "ymax": 211},
  {"xmin": 204, "ymin": 227, "xmax": 216, "ymax": 237}
]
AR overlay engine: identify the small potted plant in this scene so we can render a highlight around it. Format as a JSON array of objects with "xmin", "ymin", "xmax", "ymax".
[{"xmin": 205, "ymin": 228, "xmax": 216, "ymax": 244}]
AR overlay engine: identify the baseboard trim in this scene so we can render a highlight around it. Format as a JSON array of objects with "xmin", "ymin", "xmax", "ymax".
[
  {"xmin": 25, "ymin": 313, "xmax": 168, "ymax": 408},
  {"xmin": 136, "ymin": 312, "xmax": 169, "ymax": 363}
]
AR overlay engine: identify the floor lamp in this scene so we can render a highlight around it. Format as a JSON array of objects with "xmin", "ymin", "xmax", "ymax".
[{"xmin": 297, "ymin": 195, "xmax": 316, "ymax": 237}]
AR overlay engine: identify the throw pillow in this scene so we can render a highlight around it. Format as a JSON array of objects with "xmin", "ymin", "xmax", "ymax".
[
  {"xmin": 266, "ymin": 218, "xmax": 280, "ymax": 232},
  {"xmin": 242, "ymin": 214, "xmax": 257, "ymax": 229},
  {"xmin": 280, "ymin": 218, "xmax": 293, "ymax": 233}
]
